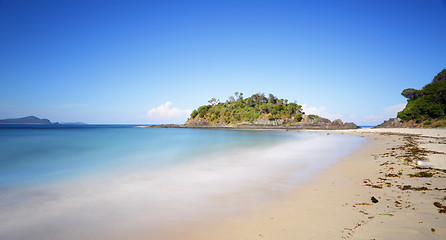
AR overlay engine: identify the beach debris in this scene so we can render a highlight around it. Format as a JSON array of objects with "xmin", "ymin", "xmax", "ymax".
[
  {"xmin": 371, "ymin": 196, "xmax": 379, "ymax": 203},
  {"xmin": 378, "ymin": 213, "xmax": 394, "ymax": 216},
  {"xmin": 433, "ymin": 202, "xmax": 446, "ymax": 213},
  {"xmin": 408, "ymin": 171, "xmax": 434, "ymax": 178},
  {"xmin": 400, "ymin": 185, "xmax": 431, "ymax": 191},
  {"xmin": 355, "ymin": 202, "xmax": 372, "ymax": 206},
  {"xmin": 357, "ymin": 132, "xmax": 446, "ymax": 237},
  {"xmin": 364, "ymin": 179, "xmax": 386, "ymax": 189},
  {"xmin": 431, "ymin": 228, "xmax": 436, "ymax": 233},
  {"xmin": 359, "ymin": 210, "xmax": 369, "ymax": 215},
  {"xmin": 385, "ymin": 173, "xmax": 401, "ymax": 177}
]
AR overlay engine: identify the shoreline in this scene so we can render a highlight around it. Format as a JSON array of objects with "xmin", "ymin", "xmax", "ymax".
[
  {"xmin": 150, "ymin": 122, "xmax": 360, "ymax": 130},
  {"xmin": 6, "ymin": 127, "xmax": 444, "ymax": 239},
  {"xmin": 136, "ymin": 128, "xmax": 446, "ymax": 240}
]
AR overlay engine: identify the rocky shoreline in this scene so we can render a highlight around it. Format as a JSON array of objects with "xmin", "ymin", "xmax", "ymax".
[
  {"xmin": 151, "ymin": 118, "xmax": 360, "ymax": 130},
  {"xmin": 374, "ymin": 117, "xmax": 446, "ymax": 128}
]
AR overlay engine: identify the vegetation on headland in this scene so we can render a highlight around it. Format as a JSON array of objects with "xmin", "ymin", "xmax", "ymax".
[
  {"xmin": 398, "ymin": 69, "xmax": 446, "ymax": 127},
  {"xmin": 188, "ymin": 92, "xmax": 310, "ymax": 125}
]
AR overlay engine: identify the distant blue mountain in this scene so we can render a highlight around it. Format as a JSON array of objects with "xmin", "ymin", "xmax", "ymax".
[{"xmin": 0, "ymin": 116, "xmax": 52, "ymax": 124}]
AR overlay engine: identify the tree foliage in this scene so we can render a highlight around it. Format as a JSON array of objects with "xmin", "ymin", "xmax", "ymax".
[
  {"xmin": 401, "ymin": 88, "xmax": 421, "ymax": 101},
  {"xmin": 188, "ymin": 92, "xmax": 303, "ymax": 124},
  {"xmin": 208, "ymin": 98, "xmax": 219, "ymax": 105},
  {"xmin": 398, "ymin": 69, "xmax": 446, "ymax": 122}
]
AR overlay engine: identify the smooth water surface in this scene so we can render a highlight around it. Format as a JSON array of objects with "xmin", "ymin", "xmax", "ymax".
[
  {"xmin": 0, "ymin": 125, "xmax": 293, "ymax": 188},
  {"xmin": 0, "ymin": 125, "xmax": 366, "ymax": 240}
]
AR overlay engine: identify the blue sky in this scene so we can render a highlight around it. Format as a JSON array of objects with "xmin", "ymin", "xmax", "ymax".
[{"xmin": 1, "ymin": 0, "xmax": 445, "ymax": 125}]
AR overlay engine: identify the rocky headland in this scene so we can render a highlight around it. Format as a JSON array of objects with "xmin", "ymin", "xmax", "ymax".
[
  {"xmin": 376, "ymin": 69, "xmax": 446, "ymax": 129},
  {"xmin": 179, "ymin": 116, "xmax": 358, "ymax": 130},
  {"xmin": 155, "ymin": 117, "xmax": 358, "ymax": 130}
]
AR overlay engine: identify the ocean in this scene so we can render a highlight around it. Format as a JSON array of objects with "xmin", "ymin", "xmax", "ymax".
[{"xmin": 0, "ymin": 125, "xmax": 366, "ymax": 239}]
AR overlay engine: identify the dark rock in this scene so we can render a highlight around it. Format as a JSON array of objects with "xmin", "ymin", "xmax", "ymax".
[
  {"xmin": 374, "ymin": 118, "xmax": 403, "ymax": 128},
  {"xmin": 331, "ymin": 119, "xmax": 344, "ymax": 126},
  {"xmin": 253, "ymin": 117, "xmax": 290, "ymax": 126},
  {"xmin": 183, "ymin": 119, "xmax": 212, "ymax": 127},
  {"xmin": 173, "ymin": 114, "xmax": 359, "ymax": 130},
  {"xmin": 343, "ymin": 122, "xmax": 360, "ymax": 129},
  {"xmin": 371, "ymin": 196, "xmax": 379, "ymax": 203},
  {"xmin": 328, "ymin": 119, "xmax": 360, "ymax": 129},
  {"xmin": 305, "ymin": 116, "xmax": 331, "ymax": 125},
  {"xmin": 151, "ymin": 124, "xmax": 182, "ymax": 128}
]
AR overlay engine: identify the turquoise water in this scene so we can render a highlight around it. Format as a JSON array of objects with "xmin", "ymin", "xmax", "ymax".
[
  {"xmin": 0, "ymin": 125, "xmax": 366, "ymax": 240},
  {"xmin": 0, "ymin": 125, "xmax": 294, "ymax": 188}
]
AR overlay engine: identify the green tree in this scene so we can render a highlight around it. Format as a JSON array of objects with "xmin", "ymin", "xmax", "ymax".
[
  {"xmin": 398, "ymin": 69, "xmax": 446, "ymax": 122},
  {"xmin": 401, "ymin": 88, "xmax": 421, "ymax": 101},
  {"xmin": 188, "ymin": 92, "xmax": 305, "ymax": 125}
]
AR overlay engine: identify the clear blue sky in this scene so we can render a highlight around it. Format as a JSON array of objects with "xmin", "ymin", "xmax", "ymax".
[{"xmin": 1, "ymin": 0, "xmax": 445, "ymax": 125}]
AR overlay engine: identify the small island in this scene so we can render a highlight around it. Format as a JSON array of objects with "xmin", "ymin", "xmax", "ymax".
[{"xmin": 156, "ymin": 93, "xmax": 359, "ymax": 130}]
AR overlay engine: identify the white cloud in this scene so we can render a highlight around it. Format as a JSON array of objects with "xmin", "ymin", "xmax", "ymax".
[
  {"xmin": 302, "ymin": 104, "xmax": 325, "ymax": 114},
  {"xmin": 363, "ymin": 103, "xmax": 405, "ymax": 122},
  {"xmin": 146, "ymin": 101, "xmax": 192, "ymax": 124},
  {"xmin": 363, "ymin": 114, "xmax": 385, "ymax": 120},
  {"xmin": 349, "ymin": 114, "xmax": 358, "ymax": 119},
  {"xmin": 302, "ymin": 104, "xmax": 343, "ymax": 120},
  {"xmin": 351, "ymin": 103, "xmax": 407, "ymax": 126},
  {"xmin": 384, "ymin": 103, "xmax": 406, "ymax": 114}
]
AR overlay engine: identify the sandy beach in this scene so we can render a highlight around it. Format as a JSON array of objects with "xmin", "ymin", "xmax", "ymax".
[{"xmin": 163, "ymin": 128, "xmax": 446, "ymax": 240}]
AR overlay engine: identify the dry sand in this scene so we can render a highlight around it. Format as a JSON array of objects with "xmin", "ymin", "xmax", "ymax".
[{"xmin": 177, "ymin": 128, "xmax": 446, "ymax": 240}]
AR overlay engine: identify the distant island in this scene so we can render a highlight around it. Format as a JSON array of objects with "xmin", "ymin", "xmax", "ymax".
[
  {"xmin": 376, "ymin": 69, "xmax": 446, "ymax": 128},
  {"xmin": 0, "ymin": 116, "xmax": 89, "ymax": 125},
  {"xmin": 156, "ymin": 93, "xmax": 359, "ymax": 130},
  {"xmin": 0, "ymin": 116, "xmax": 52, "ymax": 124}
]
